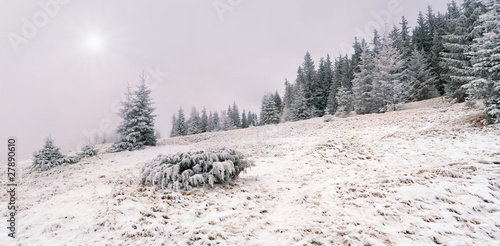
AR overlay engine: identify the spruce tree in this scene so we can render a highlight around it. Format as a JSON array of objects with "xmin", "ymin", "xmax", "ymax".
[
  {"xmin": 130, "ymin": 73, "xmax": 157, "ymax": 147},
  {"xmin": 207, "ymin": 111, "xmax": 214, "ymax": 132},
  {"xmin": 413, "ymin": 11, "xmax": 428, "ymax": 52},
  {"xmin": 352, "ymin": 45, "xmax": 376, "ymax": 114},
  {"xmin": 314, "ymin": 56, "xmax": 333, "ymax": 116},
  {"xmin": 466, "ymin": 0, "xmax": 500, "ymax": 124},
  {"xmin": 260, "ymin": 94, "xmax": 280, "ymax": 124},
  {"xmin": 170, "ymin": 114, "xmax": 178, "ymax": 137},
  {"xmin": 281, "ymin": 79, "xmax": 295, "ymax": 122},
  {"xmin": 301, "ymin": 51, "xmax": 317, "ymax": 112},
  {"xmin": 241, "ymin": 110, "xmax": 248, "ymax": 128},
  {"xmin": 112, "ymin": 73, "xmax": 157, "ymax": 151},
  {"xmin": 231, "ymin": 102, "xmax": 241, "ymax": 128},
  {"xmin": 201, "ymin": 107, "xmax": 208, "ymax": 133},
  {"xmin": 212, "ymin": 111, "xmax": 220, "ymax": 131},
  {"xmin": 176, "ymin": 107, "xmax": 187, "ymax": 136},
  {"xmin": 273, "ymin": 91, "xmax": 283, "ymax": 117},
  {"xmin": 440, "ymin": 0, "xmax": 485, "ymax": 101},
  {"xmin": 291, "ymin": 85, "xmax": 311, "ymax": 121},
  {"xmin": 187, "ymin": 107, "xmax": 202, "ymax": 135},
  {"xmin": 406, "ymin": 48, "xmax": 439, "ymax": 101},
  {"xmin": 32, "ymin": 136, "xmax": 67, "ymax": 171},
  {"xmin": 335, "ymin": 86, "xmax": 354, "ymax": 117},
  {"xmin": 372, "ymin": 35, "xmax": 407, "ymax": 112}
]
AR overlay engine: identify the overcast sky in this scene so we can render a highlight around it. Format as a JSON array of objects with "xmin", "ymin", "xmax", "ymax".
[{"xmin": 0, "ymin": 0, "xmax": 451, "ymax": 159}]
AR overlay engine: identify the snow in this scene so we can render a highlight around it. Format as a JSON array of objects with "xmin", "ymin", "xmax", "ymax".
[{"xmin": 1, "ymin": 97, "xmax": 500, "ymax": 245}]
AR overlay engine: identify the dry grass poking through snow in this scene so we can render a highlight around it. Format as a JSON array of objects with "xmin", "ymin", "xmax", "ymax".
[{"xmin": 1, "ymin": 97, "xmax": 500, "ymax": 245}]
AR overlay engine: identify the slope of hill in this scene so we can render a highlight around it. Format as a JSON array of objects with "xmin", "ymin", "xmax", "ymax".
[{"xmin": 2, "ymin": 97, "xmax": 500, "ymax": 245}]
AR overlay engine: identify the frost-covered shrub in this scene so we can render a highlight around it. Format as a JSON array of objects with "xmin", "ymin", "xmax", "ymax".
[
  {"xmin": 78, "ymin": 144, "xmax": 99, "ymax": 158},
  {"xmin": 108, "ymin": 141, "xmax": 142, "ymax": 153},
  {"xmin": 140, "ymin": 149, "xmax": 254, "ymax": 191},
  {"xmin": 63, "ymin": 155, "xmax": 81, "ymax": 164},
  {"xmin": 31, "ymin": 137, "xmax": 67, "ymax": 171}
]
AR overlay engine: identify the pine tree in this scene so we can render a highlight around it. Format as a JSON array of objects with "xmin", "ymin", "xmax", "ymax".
[
  {"xmin": 335, "ymin": 86, "xmax": 354, "ymax": 117},
  {"xmin": 325, "ymin": 56, "xmax": 345, "ymax": 115},
  {"xmin": 301, "ymin": 51, "xmax": 317, "ymax": 113},
  {"xmin": 130, "ymin": 73, "xmax": 157, "ymax": 147},
  {"xmin": 372, "ymin": 30, "xmax": 382, "ymax": 54},
  {"xmin": 170, "ymin": 114, "xmax": 178, "ymax": 137},
  {"xmin": 314, "ymin": 56, "xmax": 333, "ymax": 116},
  {"xmin": 32, "ymin": 136, "xmax": 67, "ymax": 171},
  {"xmin": 281, "ymin": 79, "xmax": 295, "ymax": 122},
  {"xmin": 221, "ymin": 110, "xmax": 233, "ymax": 131},
  {"xmin": 212, "ymin": 112, "xmax": 220, "ymax": 131},
  {"xmin": 406, "ymin": 48, "xmax": 439, "ymax": 101},
  {"xmin": 440, "ymin": 0, "xmax": 485, "ymax": 101},
  {"xmin": 413, "ymin": 11, "xmax": 428, "ymax": 51},
  {"xmin": 201, "ymin": 107, "xmax": 208, "ymax": 133},
  {"xmin": 247, "ymin": 111, "xmax": 257, "ymax": 126},
  {"xmin": 260, "ymin": 93, "xmax": 280, "ymax": 124},
  {"xmin": 187, "ymin": 107, "xmax": 202, "ymax": 135},
  {"xmin": 353, "ymin": 45, "xmax": 376, "ymax": 114},
  {"xmin": 372, "ymin": 35, "xmax": 407, "ymax": 112},
  {"xmin": 113, "ymin": 73, "xmax": 157, "ymax": 151},
  {"xmin": 291, "ymin": 85, "xmax": 311, "ymax": 121},
  {"xmin": 273, "ymin": 91, "xmax": 283, "ymax": 117},
  {"xmin": 231, "ymin": 102, "xmax": 241, "ymax": 128},
  {"xmin": 466, "ymin": 0, "xmax": 500, "ymax": 124},
  {"xmin": 207, "ymin": 111, "xmax": 214, "ymax": 132},
  {"xmin": 176, "ymin": 107, "xmax": 188, "ymax": 136},
  {"xmin": 241, "ymin": 110, "xmax": 248, "ymax": 128}
]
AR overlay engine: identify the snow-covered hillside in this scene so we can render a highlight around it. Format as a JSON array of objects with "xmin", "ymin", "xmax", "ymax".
[{"xmin": 2, "ymin": 97, "xmax": 500, "ymax": 245}]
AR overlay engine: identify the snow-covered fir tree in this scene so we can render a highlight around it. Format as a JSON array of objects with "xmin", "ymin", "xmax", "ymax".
[
  {"xmin": 231, "ymin": 102, "xmax": 241, "ymax": 128},
  {"xmin": 187, "ymin": 107, "xmax": 202, "ymax": 135},
  {"xmin": 241, "ymin": 110, "xmax": 248, "ymax": 128},
  {"xmin": 112, "ymin": 73, "xmax": 157, "ymax": 151},
  {"xmin": 281, "ymin": 79, "xmax": 295, "ymax": 122},
  {"xmin": 170, "ymin": 114, "xmax": 178, "ymax": 137},
  {"xmin": 32, "ymin": 136, "xmax": 67, "ymax": 171},
  {"xmin": 273, "ymin": 91, "xmax": 283, "ymax": 117},
  {"xmin": 352, "ymin": 44, "xmax": 376, "ymax": 114},
  {"xmin": 212, "ymin": 111, "xmax": 220, "ymax": 131},
  {"xmin": 406, "ymin": 48, "xmax": 439, "ymax": 101},
  {"xmin": 176, "ymin": 107, "xmax": 187, "ymax": 136},
  {"xmin": 465, "ymin": 0, "xmax": 500, "ymax": 124},
  {"xmin": 291, "ymin": 85, "xmax": 311, "ymax": 121},
  {"xmin": 440, "ymin": 1, "xmax": 485, "ymax": 101},
  {"xmin": 314, "ymin": 56, "xmax": 333, "ymax": 116},
  {"xmin": 372, "ymin": 35, "xmax": 407, "ymax": 112},
  {"xmin": 335, "ymin": 86, "xmax": 354, "ymax": 117},
  {"xmin": 200, "ymin": 107, "xmax": 208, "ymax": 133},
  {"xmin": 260, "ymin": 93, "xmax": 280, "ymax": 124}
]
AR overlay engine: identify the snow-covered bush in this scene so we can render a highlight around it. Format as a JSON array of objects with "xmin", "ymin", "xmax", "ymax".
[
  {"xmin": 140, "ymin": 149, "xmax": 254, "ymax": 191},
  {"xmin": 31, "ymin": 137, "xmax": 67, "ymax": 171},
  {"xmin": 78, "ymin": 144, "xmax": 99, "ymax": 158}
]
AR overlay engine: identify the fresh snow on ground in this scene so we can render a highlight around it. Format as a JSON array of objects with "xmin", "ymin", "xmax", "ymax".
[{"xmin": 2, "ymin": 97, "xmax": 500, "ymax": 245}]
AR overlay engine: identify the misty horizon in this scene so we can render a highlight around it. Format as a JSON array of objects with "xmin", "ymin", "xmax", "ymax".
[{"xmin": 1, "ymin": 0, "xmax": 451, "ymax": 159}]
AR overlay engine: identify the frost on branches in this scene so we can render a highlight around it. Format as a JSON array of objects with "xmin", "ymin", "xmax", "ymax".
[
  {"xmin": 140, "ymin": 149, "xmax": 254, "ymax": 191},
  {"xmin": 31, "ymin": 136, "xmax": 67, "ymax": 171},
  {"xmin": 77, "ymin": 144, "xmax": 99, "ymax": 158},
  {"xmin": 110, "ymin": 73, "xmax": 157, "ymax": 152},
  {"xmin": 464, "ymin": 0, "xmax": 500, "ymax": 124}
]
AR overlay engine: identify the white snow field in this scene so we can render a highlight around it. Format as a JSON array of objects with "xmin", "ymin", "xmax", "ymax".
[{"xmin": 2, "ymin": 97, "xmax": 500, "ymax": 245}]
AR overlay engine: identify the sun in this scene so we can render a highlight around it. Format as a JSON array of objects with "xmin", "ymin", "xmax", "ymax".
[{"xmin": 84, "ymin": 33, "xmax": 104, "ymax": 52}]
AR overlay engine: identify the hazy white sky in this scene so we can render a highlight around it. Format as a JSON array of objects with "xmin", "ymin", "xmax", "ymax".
[{"xmin": 0, "ymin": 0, "xmax": 451, "ymax": 158}]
